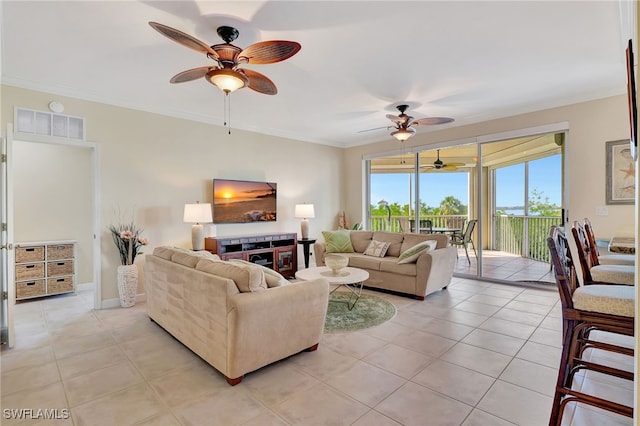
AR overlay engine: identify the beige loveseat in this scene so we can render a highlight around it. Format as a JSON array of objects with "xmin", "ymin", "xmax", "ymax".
[
  {"xmin": 314, "ymin": 231, "xmax": 456, "ymax": 300},
  {"xmin": 145, "ymin": 247, "xmax": 329, "ymax": 385}
]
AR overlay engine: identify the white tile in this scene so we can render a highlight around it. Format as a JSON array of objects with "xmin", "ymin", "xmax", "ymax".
[
  {"xmin": 325, "ymin": 361, "xmax": 405, "ymax": 406},
  {"xmin": 461, "ymin": 329, "xmax": 526, "ymax": 357},
  {"xmin": 441, "ymin": 343, "xmax": 512, "ymax": 378},
  {"xmin": 478, "ymin": 317, "xmax": 537, "ymax": 340},
  {"xmin": 499, "ymin": 358, "xmax": 558, "ymax": 396},
  {"xmin": 477, "ymin": 380, "xmax": 553, "ymax": 425},
  {"xmin": 376, "ymin": 381, "xmax": 473, "ymax": 425},
  {"xmin": 413, "ymin": 360, "xmax": 496, "ymax": 405},
  {"xmin": 363, "ymin": 343, "xmax": 434, "ymax": 379}
]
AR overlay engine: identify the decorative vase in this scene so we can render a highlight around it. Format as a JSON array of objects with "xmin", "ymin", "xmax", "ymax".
[{"xmin": 117, "ymin": 264, "xmax": 138, "ymax": 308}]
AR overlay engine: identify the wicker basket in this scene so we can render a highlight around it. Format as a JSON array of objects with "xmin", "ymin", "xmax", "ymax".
[
  {"xmin": 47, "ymin": 244, "xmax": 74, "ymax": 260},
  {"xmin": 16, "ymin": 246, "xmax": 45, "ymax": 263}
]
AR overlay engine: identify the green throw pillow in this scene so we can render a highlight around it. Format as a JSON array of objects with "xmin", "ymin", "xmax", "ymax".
[
  {"xmin": 322, "ymin": 230, "xmax": 354, "ymax": 253},
  {"xmin": 398, "ymin": 240, "xmax": 437, "ymax": 264}
]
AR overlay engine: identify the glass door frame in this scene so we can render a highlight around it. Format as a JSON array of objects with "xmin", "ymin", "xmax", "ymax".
[{"xmin": 364, "ymin": 122, "xmax": 568, "ymax": 283}]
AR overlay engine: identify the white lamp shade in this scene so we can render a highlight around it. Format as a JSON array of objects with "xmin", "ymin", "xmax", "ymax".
[
  {"xmin": 184, "ymin": 203, "xmax": 213, "ymax": 224},
  {"xmin": 295, "ymin": 204, "xmax": 315, "ymax": 219}
]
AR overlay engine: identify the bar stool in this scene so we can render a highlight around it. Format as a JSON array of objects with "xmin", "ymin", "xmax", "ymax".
[{"xmin": 547, "ymin": 226, "xmax": 634, "ymax": 425}]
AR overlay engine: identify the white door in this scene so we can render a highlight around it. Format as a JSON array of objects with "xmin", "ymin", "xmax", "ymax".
[{"xmin": 1, "ymin": 126, "xmax": 15, "ymax": 348}]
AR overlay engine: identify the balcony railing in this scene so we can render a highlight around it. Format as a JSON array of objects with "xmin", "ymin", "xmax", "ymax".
[
  {"xmin": 494, "ymin": 215, "xmax": 561, "ymax": 262},
  {"xmin": 370, "ymin": 214, "xmax": 560, "ymax": 263},
  {"xmin": 369, "ymin": 215, "xmax": 468, "ymax": 233}
]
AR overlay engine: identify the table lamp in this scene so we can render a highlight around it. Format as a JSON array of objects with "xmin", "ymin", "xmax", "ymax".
[
  {"xmin": 295, "ymin": 203, "xmax": 315, "ymax": 239},
  {"xmin": 184, "ymin": 202, "xmax": 213, "ymax": 251}
]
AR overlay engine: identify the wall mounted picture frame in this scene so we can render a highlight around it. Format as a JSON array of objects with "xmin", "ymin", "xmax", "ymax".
[{"xmin": 606, "ymin": 139, "xmax": 635, "ymax": 204}]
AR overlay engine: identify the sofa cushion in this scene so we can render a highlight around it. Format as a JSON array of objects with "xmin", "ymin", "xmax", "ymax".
[
  {"xmin": 364, "ymin": 240, "xmax": 390, "ymax": 257},
  {"xmin": 195, "ymin": 259, "xmax": 267, "ymax": 292},
  {"xmin": 398, "ymin": 240, "xmax": 438, "ymax": 264},
  {"xmin": 322, "ymin": 230, "xmax": 355, "ymax": 253},
  {"xmin": 229, "ymin": 259, "xmax": 288, "ymax": 288},
  {"xmin": 372, "ymin": 232, "xmax": 404, "ymax": 257},
  {"xmin": 347, "ymin": 253, "xmax": 383, "ymax": 271},
  {"xmin": 350, "ymin": 231, "xmax": 374, "ymax": 253},
  {"xmin": 153, "ymin": 246, "xmax": 221, "ymax": 266},
  {"xmin": 380, "ymin": 257, "xmax": 417, "ymax": 276}
]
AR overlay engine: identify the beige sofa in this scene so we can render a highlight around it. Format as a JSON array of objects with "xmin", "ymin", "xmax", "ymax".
[
  {"xmin": 314, "ymin": 231, "xmax": 456, "ymax": 300},
  {"xmin": 145, "ymin": 247, "xmax": 329, "ymax": 385}
]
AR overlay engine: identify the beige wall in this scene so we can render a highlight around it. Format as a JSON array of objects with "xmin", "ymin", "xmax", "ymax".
[
  {"xmin": 13, "ymin": 141, "xmax": 93, "ymax": 284},
  {"xmin": 343, "ymin": 95, "xmax": 634, "ymax": 239},
  {"xmin": 2, "ymin": 85, "xmax": 343, "ymax": 303}
]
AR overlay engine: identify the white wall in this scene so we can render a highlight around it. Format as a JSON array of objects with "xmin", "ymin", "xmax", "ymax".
[
  {"xmin": 12, "ymin": 141, "xmax": 93, "ymax": 284},
  {"xmin": 2, "ymin": 85, "xmax": 343, "ymax": 303}
]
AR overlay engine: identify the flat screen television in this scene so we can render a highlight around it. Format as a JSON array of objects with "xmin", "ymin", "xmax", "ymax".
[{"xmin": 213, "ymin": 179, "xmax": 277, "ymax": 223}]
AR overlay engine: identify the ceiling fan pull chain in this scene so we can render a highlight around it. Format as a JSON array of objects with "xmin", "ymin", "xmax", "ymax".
[{"xmin": 227, "ymin": 94, "xmax": 232, "ymax": 135}]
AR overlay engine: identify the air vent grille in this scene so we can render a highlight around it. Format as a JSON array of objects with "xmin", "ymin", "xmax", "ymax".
[{"xmin": 15, "ymin": 108, "xmax": 85, "ymax": 140}]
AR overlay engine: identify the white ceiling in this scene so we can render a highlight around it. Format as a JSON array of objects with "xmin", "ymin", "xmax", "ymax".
[{"xmin": 0, "ymin": 1, "xmax": 635, "ymax": 147}]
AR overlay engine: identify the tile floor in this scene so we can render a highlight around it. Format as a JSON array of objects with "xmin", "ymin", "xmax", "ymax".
[
  {"xmin": 1, "ymin": 278, "xmax": 633, "ymax": 426},
  {"xmin": 453, "ymin": 250, "xmax": 555, "ymax": 284}
]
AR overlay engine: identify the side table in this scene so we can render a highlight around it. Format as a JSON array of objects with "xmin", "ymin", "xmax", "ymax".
[{"xmin": 298, "ymin": 238, "xmax": 316, "ymax": 268}]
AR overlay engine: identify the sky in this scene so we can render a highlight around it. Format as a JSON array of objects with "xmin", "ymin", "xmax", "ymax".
[{"xmin": 371, "ymin": 154, "xmax": 562, "ymax": 210}]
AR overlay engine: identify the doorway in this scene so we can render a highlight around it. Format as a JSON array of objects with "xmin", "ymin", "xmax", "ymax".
[{"xmin": 4, "ymin": 126, "xmax": 100, "ymax": 348}]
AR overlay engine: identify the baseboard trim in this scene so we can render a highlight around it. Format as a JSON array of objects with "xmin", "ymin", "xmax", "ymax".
[
  {"xmin": 76, "ymin": 282, "xmax": 94, "ymax": 292},
  {"xmin": 100, "ymin": 293, "xmax": 146, "ymax": 309}
]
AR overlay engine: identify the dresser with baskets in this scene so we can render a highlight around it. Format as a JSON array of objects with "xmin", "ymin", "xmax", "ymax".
[{"xmin": 14, "ymin": 240, "xmax": 76, "ymax": 300}]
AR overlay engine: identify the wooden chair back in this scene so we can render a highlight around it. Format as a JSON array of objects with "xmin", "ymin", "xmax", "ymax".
[
  {"xmin": 571, "ymin": 220, "xmax": 596, "ymax": 283},
  {"xmin": 547, "ymin": 226, "xmax": 577, "ymax": 311},
  {"xmin": 583, "ymin": 218, "xmax": 601, "ymax": 266}
]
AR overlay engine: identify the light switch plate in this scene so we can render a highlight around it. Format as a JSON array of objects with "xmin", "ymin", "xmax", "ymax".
[{"xmin": 595, "ymin": 206, "xmax": 609, "ymax": 216}]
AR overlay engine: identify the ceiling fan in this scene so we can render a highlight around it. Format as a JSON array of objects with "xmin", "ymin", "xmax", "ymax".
[
  {"xmin": 359, "ymin": 104, "xmax": 454, "ymax": 141},
  {"xmin": 148, "ymin": 22, "xmax": 301, "ymax": 95},
  {"xmin": 421, "ymin": 149, "xmax": 465, "ymax": 171}
]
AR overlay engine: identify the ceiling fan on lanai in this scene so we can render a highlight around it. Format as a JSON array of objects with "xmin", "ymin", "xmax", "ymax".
[{"xmin": 421, "ymin": 149, "xmax": 465, "ymax": 171}]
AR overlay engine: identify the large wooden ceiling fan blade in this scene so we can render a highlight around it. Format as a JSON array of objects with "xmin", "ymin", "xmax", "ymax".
[
  {"xmin": 149, "ymin": 22, "xmax": 219, "ymax": 59},
  {"xmin": 412, "ymin": 117, "xmax": 455, "ymax": 126},
  {"xmin": 169, "ymin": 66, "xmax": 214, "ymax": 84},
  {"xmin": 239, "ymin": 41, "xmax": 301, "ymax": 64},
  {"xmin": 243, "ymin": 69, "xmax": 277, "ymax": 95}
]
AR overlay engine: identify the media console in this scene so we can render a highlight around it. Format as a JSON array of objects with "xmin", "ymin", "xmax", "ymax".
[{"xmin": 204, "ymin": 233, "xmax": 297, "ymax": 278}]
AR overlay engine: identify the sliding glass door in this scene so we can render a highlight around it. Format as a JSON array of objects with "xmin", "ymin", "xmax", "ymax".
[{"xmin": 367, "ymin": 131, "xmax": 564, "ymax": 285}]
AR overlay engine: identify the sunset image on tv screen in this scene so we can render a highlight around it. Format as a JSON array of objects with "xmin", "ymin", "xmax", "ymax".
[{"xmin": 213, "ymin": 179, "xmax": 277, "ymax": 223}]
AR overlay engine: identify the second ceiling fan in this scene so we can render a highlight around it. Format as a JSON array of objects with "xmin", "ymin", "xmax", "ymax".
[
  {"xmin": 421, "ymin": 149, "xmax": 465, "ymax": 171},
  {"xmin": 386, "ymin": 104, "xmax": 454, "ymax": 141}
]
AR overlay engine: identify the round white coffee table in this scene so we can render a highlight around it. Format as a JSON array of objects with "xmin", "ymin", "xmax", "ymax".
[{"xmin": 296, "ymin": 266, "xmax": 369, "ymax": 310}]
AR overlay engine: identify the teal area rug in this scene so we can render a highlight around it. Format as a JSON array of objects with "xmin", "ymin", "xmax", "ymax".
[{"xmin": 324, "ymin": 292, "xmax": 397, "ymax": 333}]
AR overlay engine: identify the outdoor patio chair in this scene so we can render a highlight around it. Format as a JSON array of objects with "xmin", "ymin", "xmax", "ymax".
[
  {"xmin": 547, "ymin": 226, "xmax": 634, "ymax": 425},
  {"xmin": 583, "ymin": 218, "xmax": 634, "ymax": 266},
  {"xmin": 419, "ymin": 219, "xmax": 433, "ymax": 233},
  {"xmin": 451, "ymin": 219, "xmax": 477, "ymax": 264},
  {"xmin": 570, "ymin": 221, "xmax": 634, "ymax": 285}
]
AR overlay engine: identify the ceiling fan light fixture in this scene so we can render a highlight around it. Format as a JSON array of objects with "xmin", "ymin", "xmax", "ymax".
[
  {"xmin": 206, "ymin": 69, "xmax": 249, "ymax": 94},
  {"xmin": 391, "ymin": 127, "xmax": 415, "ymax": 141}
]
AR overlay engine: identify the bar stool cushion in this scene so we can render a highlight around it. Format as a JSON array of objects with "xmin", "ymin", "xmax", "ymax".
[
  {"xmin": 590, "ymin": 265, "xmax": 635, "ymax": 286},
  {"xmin": 573, "ymin": 284, "xmax": 635, "ymax": 317}
]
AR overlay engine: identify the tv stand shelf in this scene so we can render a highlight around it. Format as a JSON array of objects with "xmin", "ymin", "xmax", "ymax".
[{"xmin": 204, "ymin": 233, "xmax": 297, "ymax": 278}]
